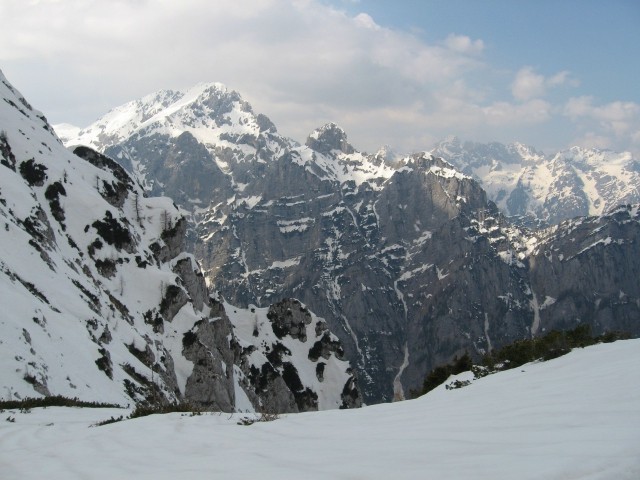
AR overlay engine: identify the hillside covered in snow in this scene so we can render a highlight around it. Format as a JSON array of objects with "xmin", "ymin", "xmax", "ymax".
[
  {"xmin": 0, "ymin": 69, "xmax": 360, "ymax": 412},
  {"xmin": 2, "ymin": 339, "xmax": 639, "ymax": 480}
]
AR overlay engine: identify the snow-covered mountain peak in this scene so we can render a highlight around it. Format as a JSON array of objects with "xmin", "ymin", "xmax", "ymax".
[
  {"xmin": 406, "ymin": 152, "xmax": 470, "ymax": 181},
  {"xmin": 375, "ymin": 144, "xmax": 394, "ymax": 158},
  {"xmin": 556, "ymin": 146, "xmax": 634, "ymax": 168},
  {"xmin": 508, "ymin": 141, "xmax": 544, "ymax": 161},
  {"xmin": 1, "ymin": 69, "xmax": 60, "ymax": 150},
  {"xmin": 57, "ymin": 81, "xmax": 268, "ymax": 154}
]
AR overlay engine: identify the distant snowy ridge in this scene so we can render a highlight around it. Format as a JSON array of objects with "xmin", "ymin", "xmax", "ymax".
[
  {"xmin": 431, "ymin": 136, "xmax": 640, "ymax": 225},
  {"xmin": 60, "ymin": 101, "xmax": 640, "ymax": 229}
]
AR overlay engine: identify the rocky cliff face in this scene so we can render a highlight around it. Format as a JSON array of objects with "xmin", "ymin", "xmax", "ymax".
[
  {"xmin": 527, "ymin": 205, "xmax": 640, "ymax": 336},
  {"xmin": 0, "ymin": 71, "xmax": 360, "ymax": 412},
  {"xmin": 59, "ymin": 82, "xmax": 640, "ymax": 404}
]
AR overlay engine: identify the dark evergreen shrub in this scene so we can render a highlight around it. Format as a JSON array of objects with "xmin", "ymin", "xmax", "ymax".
[
  {"xmin": 0, "ymin": 130, "xmax": 16, "ymax": 171},
  {"xmin": 281, "ymin": 362, "xmax": 303, "ymax": 393},
  {"xmin": 45, "ymin": 181, "xmax": 67, "ymax": 227},
  {"xmin": 19, "ymin": 159, "xmax": 47, "ymax": 186},
  {"xmin": 91, "ymin": 211, "xmax": 133, "ymax": 250},
  {"xmin": 0, "ymin": 396, "xmax": 121, "ymax": 410},
  {"xmin": 265, "ymin": 342, "xmax": 291, "ymax": 368},
  {"xmin": 129, "ymin": 402, "xmax": 200, "ymax": 419},
  {"xmin": 95, "ymin": 347, "xmax": 113, "ymax": 379}
]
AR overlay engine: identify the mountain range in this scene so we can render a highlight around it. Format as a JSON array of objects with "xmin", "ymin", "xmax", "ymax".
[{"xmin": 57, "ymin": 81, "xmax": 640, "ymax": 403}]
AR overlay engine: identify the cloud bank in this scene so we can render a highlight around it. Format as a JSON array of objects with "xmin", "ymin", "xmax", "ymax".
[{"xmin": 1, "ymin": 0, "xmax": 638, "ymax": 155}]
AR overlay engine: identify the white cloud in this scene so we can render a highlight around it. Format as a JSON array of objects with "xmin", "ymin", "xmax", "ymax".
[
  {"xmin": 443, "ymin": 34, "xmax": 485, "ymax": 55},
  {"xmin": 564, "ymin": 96, "xmax": 640, "ymax": 135},
  {"xmin": 483, "ymin": 99, "xmax": 552, "ymax": 125},
  {"xmin": 511, "ymin": 66, "xmax": 576, "ymax": 102},
  {"xmin": 0, "ymin": 0, "xmax": 491, "ymax": 148},
  {"xmin": 0, "ymin": 0, "xmax": 633, "ymax": 155},
  {"xmin": 511, "ymin": 67, "xmax": 546, "ymax": 101},
  {"xmin": 571, "ymin": 132, "xmax": 613, "ymax": 151},
  {"xmin": 548, "ymin": 71, "xmax": 576, "ymax": 87},
  {"xmin": 563, "ymin": 96, "xmax": 640, "ymax": 154},
  {"xmin": 354, "ymin": 12, "xmax": 379, "ymax": 30}
]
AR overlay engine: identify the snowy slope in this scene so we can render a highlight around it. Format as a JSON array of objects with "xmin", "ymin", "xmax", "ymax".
[
  {"xmin": 2, "ymin": 339, "xmax": 639, "ymax": 480},
  {"xmin": 1, "ymin": 69, "xmax": 188, "ymax": 405},
  {"xmin": 0, "ymin": 70, "xmax": 359, "ymax": 412}
]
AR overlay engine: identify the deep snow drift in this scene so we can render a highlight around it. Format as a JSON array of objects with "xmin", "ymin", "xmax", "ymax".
[{"xmin": 2, "ymin": 339, "xmax": 639, "ymax": 480}]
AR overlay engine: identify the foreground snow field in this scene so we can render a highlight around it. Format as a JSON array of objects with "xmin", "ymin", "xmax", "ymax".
[{"xmin": 2, "ymin": 339, "xmax": 639, "ymax": 480}]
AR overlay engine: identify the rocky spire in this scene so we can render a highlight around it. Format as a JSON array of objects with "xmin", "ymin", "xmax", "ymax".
[{"xmin": 305, "ymin": 122, "xmax": 355, "ymax": 155}]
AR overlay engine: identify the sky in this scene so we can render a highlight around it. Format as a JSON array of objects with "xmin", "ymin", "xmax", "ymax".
[{"xmin": 1, "ymin": 0, "xmax": 639, "ymax": 156}]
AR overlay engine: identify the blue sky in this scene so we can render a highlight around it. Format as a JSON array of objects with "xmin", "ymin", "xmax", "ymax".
[
  {"xmin": 0, "ymin": 0, "xmax": 638, "ymax": 156},
  {"xmin": 335, "ymin": 0, "xmax": 640, "ymax": 102}
]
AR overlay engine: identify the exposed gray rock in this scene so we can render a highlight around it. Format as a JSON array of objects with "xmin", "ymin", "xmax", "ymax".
[
  {"xmin": 159, "ymin": 284, "xmax": 189, "ymax": 323},
  {"xmin": 231, "ymin": 298, "xmax": 362, "ymax": 413},
  {"xmin": 235, "ymin": 357, "xmax": 298, "ymax": 413},
  {"xmin": 267, "ymin": 299, "xmax": 312, "ymax": 341},
  {"xmin": 0, "ymin": 129, "xmax": 17, "ymax": 171},
  {"xmin": 528, "ymin": 205, "xmax": 640, "ymax": 336},
  {"xmin": 172, "ymin": 256, "xmax": 209, "ymax": 312},
  {"xmin": 341, "ymin": 376, "xmax": 361, "ymax": 409},
  {"xmin": 182, "ymin": 301, "xmax": 236, "ymax": 411},
  {"xmin": 106, "ymin": 131, "xmax": 229, "ymax": 212},
  {"xmin": 73, "ymin": 145, "xmax": 133, "ymax": 208},
  {"xmin": 150, "ymin": 217, "xmax": 188, "ymax": 263},
  {"xmin": 309, "ymin": 332, "xmax": 344, "ymax": 362}
]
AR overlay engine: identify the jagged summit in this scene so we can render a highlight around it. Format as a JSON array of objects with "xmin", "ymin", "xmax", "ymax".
[
  {"xmin": 306, "ymin": 122, "xmax": 355, "ymax": 155},
  {"xmin": 373, "ymin": 144, "xmax": 404, "ymax": 167}
]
